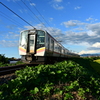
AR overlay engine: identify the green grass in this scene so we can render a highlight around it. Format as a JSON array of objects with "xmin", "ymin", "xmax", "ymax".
[
  {"xmin": 90, "ymin": 59, "xmax": 100, "ymax": 74},
  {"xmin": 94, "ymin": 59, "xmax": 100, "ymax": 64},
  {"xmin": 70, "ymin": 57, "xmax": 100, "ymax": 74}
]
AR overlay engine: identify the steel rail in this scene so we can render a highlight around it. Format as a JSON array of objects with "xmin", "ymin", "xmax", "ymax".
[
  {"xmin": 0, "ymin": 62, "xmax": 43, "ymax": 76},
  {"xmin": 0, "ymin": 64, "xmax": 27, "ymax": 76}
]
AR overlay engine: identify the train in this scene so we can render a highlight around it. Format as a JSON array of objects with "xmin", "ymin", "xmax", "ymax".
[{"xmin": 19, "ymin": 28, "xmax": 79, "ymax": 63}]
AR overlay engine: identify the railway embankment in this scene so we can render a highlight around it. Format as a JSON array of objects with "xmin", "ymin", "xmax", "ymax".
[{"xmin": 0, "ymin": 57, "xmax": 100, "ymax": 100}]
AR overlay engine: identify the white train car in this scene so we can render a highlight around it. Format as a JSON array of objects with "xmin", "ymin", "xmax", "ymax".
[{"xmin": 19, "ymin": 28, "xmax": 79, "ymax": 63}]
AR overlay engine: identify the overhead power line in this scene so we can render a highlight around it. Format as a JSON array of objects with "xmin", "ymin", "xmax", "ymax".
[
  {"xmin": 0, "ymin": 11, "xmax": 24, "ymax": 27},
  {"xmin": 21, "ymin": 0, "xmax": 46, "ymax": 27},
  {"xmin": 0, "ymin": 2, "xmax": 35, "ymax": 29},
  {"xmin": 29, "ymin": 0, "xmax": 51, "ymax": 27},
  {"xmin": 14, "ymin": 0, "xmax": 39, "ymax": 24}
]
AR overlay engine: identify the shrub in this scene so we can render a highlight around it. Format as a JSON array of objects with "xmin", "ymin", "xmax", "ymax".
[{"xmin": 0, "ymin": 54, "xmax": 9, "ymax": 63}]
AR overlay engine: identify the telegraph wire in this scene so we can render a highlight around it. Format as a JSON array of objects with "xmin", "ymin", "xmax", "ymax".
[
  {"xmin": 0, "ymin": 2, "xmax": 35, "ymax": 29},
  {"xmin": 21, "ymin": 0, "xmax": 47, "ymax": 27},
  {"xmin": 29, "ymin": 0, "xmax": 51, "ymax": 27},
  {"xmin": 14, "ymin": 0, "xmax": 40, "ymax": 24},
  {"xmin": 0, "ymin": 11, "xmax": 24, "ymax": 28}
]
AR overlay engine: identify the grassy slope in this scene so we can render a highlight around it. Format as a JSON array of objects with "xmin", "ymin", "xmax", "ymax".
[
  {"xmin": 90, "ymin": 59, "xmax": 100, "ymax": 74},
  {"xmin": 71, "ymin": 57, "xmax": 100, "ymax": 74},
  {"xmin": 94, "ymin": 59, "xmax": 100, "ymax": 64}
]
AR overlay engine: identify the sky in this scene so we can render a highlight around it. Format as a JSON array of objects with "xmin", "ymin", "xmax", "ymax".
[{"xmin": 0, "ymin": 0, "xmax": 100, "ymax": 58}]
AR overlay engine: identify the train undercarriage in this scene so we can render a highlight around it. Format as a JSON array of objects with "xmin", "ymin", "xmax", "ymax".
[{"xmin": 21, "ymin": 55, "xmax": 68, "ymax": 64}]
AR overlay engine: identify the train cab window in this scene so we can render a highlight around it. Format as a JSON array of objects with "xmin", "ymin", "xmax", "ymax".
[
  {"xmin": 36, "ymin": 30, "xmax": 45, "ymax": 48},
  {"xmin": 20, "ymin": 31, "xmax": 28, "ymax": 49}
]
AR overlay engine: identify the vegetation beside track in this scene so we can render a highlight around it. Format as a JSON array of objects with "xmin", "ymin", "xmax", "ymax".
[
  {"xmin": 70, "ymin": 57, "xmax": 100, "ymax": 74},
  {"xmin": 94, "ymin": 59, "xmax": 100, "ymax": 64},
  {"xmin": 0, "ymin": 57, "xmax": 100, "ymax": 100},
  {"xmin": 0, "ymin": 54, "xmax": 24, "ymax": 67},
  {"xmin": 0, "ymin": 54, "xmax": 9, "ymax": 64},
  {"xmin": 0, "ymin": 61, "xmax": 24, "ymax": 67},
  {"xmin": 90, "ymin": 59, "xmax": 100, "ymax": 74}
]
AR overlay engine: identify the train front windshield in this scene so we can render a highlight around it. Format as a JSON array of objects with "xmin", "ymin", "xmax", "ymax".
[
  {"xmin": 19, "ymin": 30, "xmax": 36, "ymax": 54},
  {"xmin": 19, "ymin": 31, "xmax": 28, "ymax": 50}
]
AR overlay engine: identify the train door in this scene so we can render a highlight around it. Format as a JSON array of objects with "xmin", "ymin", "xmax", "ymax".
[{"xmin": 28, "ymin": 34, "xmax": 36, "ymax": 53}]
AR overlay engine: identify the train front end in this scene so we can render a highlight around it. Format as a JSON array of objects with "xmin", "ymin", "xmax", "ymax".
[{"xmin": 19, "ymin": 29, "xmax": 45, "ymax": 63}]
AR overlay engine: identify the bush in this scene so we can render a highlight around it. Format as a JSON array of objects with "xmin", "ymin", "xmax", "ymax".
[{"xmin": 0, "ymin": 54, "xmax": 9, "ymax": 63}]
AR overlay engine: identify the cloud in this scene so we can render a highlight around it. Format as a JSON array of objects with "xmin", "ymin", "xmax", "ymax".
[
  {"xmin": 49, "ymin": 18, "xmax": 53, "ymax": 22},
  {"xmin": 61, "ymin": 20, "xmax": 86, "ymax": 28},
  {"xmin": 64, "ymin": 31, "xmax": 90, "ymax": 44},
  {"xmin": 19, "ymin": 9, "xmax": 28, "ymax": 14},
  {"xmin": 6, "ymin": 0, "xmax": 20, "ymax": 2},
  {"xmin": 61, "ymin": 20, "xmax": 100, "ymax": 43},
  {"xmin": 24, "ymin": 26, "xmax": 33, "ymax": 30},
  {"xmin": 24, "ymin": 23, "xmax": 46, "ymax": 30},
  {"xmin": 30, "ymin": 3, "xmax": 36, "ymax": 6},
  {"xmin": 54, "ymin": 0, "xmax": 63, "ymax": 3},
  {"xmin": 5, "ymin": 32, "xmax": 19, "ymax": 39},
  {"xmin": 51, "ymin": 0, "xmax": 64, "ymax": 10},
  {"xmin": 52, "ymin": 4, "xmax": 64, "ymax": 10},
  {"xmin": 61, "ymin": 20, "xmax": 77, "ymax": 27},
  {"xmin": 86, "ymin": 17, "xmax": 93, "ymax": 21},
  {"xmin": 92, "ymin": 42, "xmax": 100, "ymax": 48},
  {"xmin": 86, "ymin": 17, "xmax": 98, "ymax": 22},
  {"xmin": 63, "ymin": 30, "xmax": 100, "ymax": 45},
  {"xmin": 78, "ymin": 42, "xmax": 100, "ymax": 54},
  {"xmin": 87, "ymin": 23, "xmax": 100, "ymax": 35},
  {"xmin": 6, "ymin": 25, "xmax": 17, "ymax": 30},
  {"xmin": 74, "ymin": 6, "xmax": 81, "ymax": 10},
  {"xmin": 47, "ymin": 27, "xmax": 63, "ymax": 36},
  {"xmin": 0, "ymin": 40, "xmax": 18, "ymax": 47},
  {"xmin": 73, "ymin": 28, "xmax": 84, "ymax": 31},
  {"xmin": 0, "ymin": 30, "xmax": 19, "ymax": 47},
  {"xmin": 87, "ymin": 30, "xmax": 95, "ymax": 36},
  {"xmin": 87, "ymin": 42, "xmax": 100, "ymax": 50},
  {"xmin": 19, "ymin": 9, "xmax": 23, "ymax": 13},
  {"xmin": 79, "ymin": 50, "xmax": 100, "ymax": 55}
]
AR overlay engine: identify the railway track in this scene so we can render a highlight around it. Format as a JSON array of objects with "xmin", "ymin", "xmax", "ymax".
[
  {"xmin": 0, "ymin": 63, "xmax": 38, "ymax": 76},
  {"xmin": 0, "ymin": 64, "xmax": 27, "ymax": 76},
  {"xmin": 0, "ymin": 63, "xmax": 39, "ymax": 85}
]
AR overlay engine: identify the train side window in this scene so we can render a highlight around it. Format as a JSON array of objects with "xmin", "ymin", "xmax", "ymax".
[
  {"xmin": 55, "ymin": 44, "xmax": 59, "ymax": 52},
  {"xmin": 48, "ymin": 36, "xmax": 50, "ymax": 50},
  {"xmin": 51, "ymin": 39, "xmax": 54, "ymax": 51},
  {"xmin": 58, "ymin": 46, "xmax": 61, "ymax": 53}
]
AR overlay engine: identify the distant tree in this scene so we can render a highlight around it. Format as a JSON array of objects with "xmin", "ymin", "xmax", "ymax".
[{"xmin": 0, "ymin": 54, "xmax": 9, "ymax": 63}]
